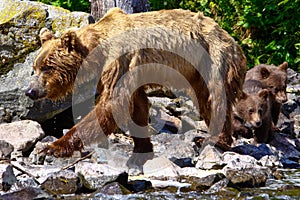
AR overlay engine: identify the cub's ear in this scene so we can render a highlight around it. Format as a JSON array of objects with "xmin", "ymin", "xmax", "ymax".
[
  {"xmin": 39, "ymin": 28, "xmax": 54, "ymax": 44},
  {"xmin": 258, "ymin": 89, "xmax": 269, "ymax": 100},
  {"xmin": 279, "ymin": 61, "xmax": 288, "ymax": 72},
  {"xmin": 260, "ymin": 67, "xmax": 270, "ymax": 79},
  {"xmin": 61, "ymin": 30, "xmax": 77, "ymax": 52}
]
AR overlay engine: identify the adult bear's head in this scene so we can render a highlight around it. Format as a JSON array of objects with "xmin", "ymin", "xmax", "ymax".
[{"xmin": 25, "ymin": 28, "xmax": 89, "ymax": 100}]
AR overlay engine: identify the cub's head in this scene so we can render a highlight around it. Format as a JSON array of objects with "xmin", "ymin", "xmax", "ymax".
[
  {"xmin": 257, "ymin": 62, "xmax": 288, "ymax": 103},
  {"xmin": 234, "ymin": 89, "xmax": 270, "ymax": 129},
  {"xmin": 25, "ymin": 28, "xmax": 89, "ymax": 100}
]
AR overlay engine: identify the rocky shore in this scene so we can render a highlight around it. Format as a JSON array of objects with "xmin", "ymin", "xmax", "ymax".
[
  {"xmin": 1, "ymin": 77, "xmax": 300, "ymax": 199},
  {"xmin": 0, "ymin": 0, "xmax": 300, "ymax": 199}
]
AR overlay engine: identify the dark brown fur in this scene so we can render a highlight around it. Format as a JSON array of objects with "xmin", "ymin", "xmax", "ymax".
[
  {"xmin": 26, "ymin": 8, "xmax": 246, "ymax": 164},
  {"xmin": 245, "ymin": 62, "xmax": 288, "ymax": 126},
  {"xmin": 233, "ymin": 79, "xmax": 272, "ymax": 143}
]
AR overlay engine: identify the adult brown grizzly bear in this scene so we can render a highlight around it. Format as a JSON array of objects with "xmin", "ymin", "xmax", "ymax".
[{"xmin": 25, "ymin": 8, "xmax": 246, "ymax": 166}]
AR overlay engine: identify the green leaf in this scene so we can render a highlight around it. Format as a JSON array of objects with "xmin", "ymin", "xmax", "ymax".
[{"xmin": 265, "ymin": 40, "xmax": 277, "ymax": 51}]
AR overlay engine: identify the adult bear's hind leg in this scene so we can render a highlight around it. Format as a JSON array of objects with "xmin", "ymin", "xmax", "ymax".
[{"xmin": 127, "ymin": 88, "xmax": 154, "ymax": 169}]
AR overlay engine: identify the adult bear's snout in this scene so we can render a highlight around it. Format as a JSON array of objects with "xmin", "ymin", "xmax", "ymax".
[{"xmin": 25, "ymin": 88, "xmax": 39, "ymax": 100}]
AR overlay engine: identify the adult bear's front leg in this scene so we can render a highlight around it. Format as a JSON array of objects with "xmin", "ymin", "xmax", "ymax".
[
  {"xmin": 43, "ymin": 102, "xmax": 117, "ymax": 157},
  {"xmin": 43, "ymin": 127, "xmax": 83, "ymax": 157}
]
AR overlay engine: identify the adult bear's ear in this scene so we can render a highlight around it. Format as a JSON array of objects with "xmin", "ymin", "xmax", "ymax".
[
  {"xmin": 39, "ymin": 28, "xmax": 54, "ymax": 44},
  {"xmin": 61, "ymin": 30, "xmax": 77, "ymax": 52},
  {"xmin": 279, "ymin": 61, "xmax": 288, "ymax": 72},
  {"xmin": 61, "ymin": 29, "xmax": 89, "ymax": 56},
  {"xmin": 260, "ymin": 67, "xmax": 270, "ymax": 79}
]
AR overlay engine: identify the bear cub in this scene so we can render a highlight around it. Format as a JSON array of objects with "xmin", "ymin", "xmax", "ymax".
[
  {"xmin": 233, "ymin": 79, "xmax": 272, "ymax": 143},
  {"xmin": 245, "ymin": 62, "xmax": 288, "ymax": 126}
]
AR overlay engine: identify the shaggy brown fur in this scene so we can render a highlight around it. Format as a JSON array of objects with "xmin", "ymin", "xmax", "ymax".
[
  {"xmin": 233, "ymin": 80, "xmax": 272, "ymax": 143},
  {"xmin": 26, "ymin": 8, "xmax": 246, "ymax": 164},
  {"xmin": 245, "ymin": 62, "xmax": 288, "ymax": 126}
]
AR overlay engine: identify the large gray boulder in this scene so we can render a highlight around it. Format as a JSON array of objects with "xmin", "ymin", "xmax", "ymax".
[{"xmin": 0, "ymin": 0, "xmax": 94, "ymax": 123}]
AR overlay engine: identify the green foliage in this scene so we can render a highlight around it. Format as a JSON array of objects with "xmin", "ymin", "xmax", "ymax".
[
  {"xmin": 150, "ymin": 0, "xmax": 300, "ymax": 71},
  {"xmin": 35, "ymin": 0, "xmax": 90, "ymax": 12},
  {"xmin": 149, "ymin": 0, "xmax": 181, "ymax": 10},
  {"xmin": 33, "ymin": 0, "xmax": 300, "ymax": 71}
]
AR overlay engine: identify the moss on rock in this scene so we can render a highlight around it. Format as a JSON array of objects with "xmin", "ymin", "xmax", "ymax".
[{"xmin": 0, "ymin": 0, "xmax": 92, "ymax": 75}]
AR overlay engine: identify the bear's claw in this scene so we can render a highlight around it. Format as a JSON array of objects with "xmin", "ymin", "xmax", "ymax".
[
  {"xmin": 40, "ymin": 136, "xmax": 83, "ymax": 158},
  {"xmin": 42, "ymin": 143, "xmax": 74, "ymax": 157}
]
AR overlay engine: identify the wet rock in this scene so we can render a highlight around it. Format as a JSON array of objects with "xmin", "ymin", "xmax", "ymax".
[
  {"xmin": 41, "ymin": 169, "xmax": 80, "ymax": 195},
  {"xmin": 127, "ymin": 179, "xmax": 152, "ymax": 193},
  {"xmin": 205, "ymin": 178, "xmax": 230, "ymax": 194},
  {"xmin": 222, "ymin": 152, "xmax": 261, "ymax": 170},
  {"xmin": 150, "ymin": 106, "xmax": 181, "ymax": 133},
  {"xmin": 14, "ymin": 164, "xmax": 60, "ymax": 185},
  {"xmin": 94, "ymin": 182, "xmax": 131, "ymax": 195},
  {"xmin": 259, "ymin": 155, "xmax": 282, "ymax": 168},
  {"xmin": 143, "ymin": 156, "xmax": 181, "ymax": 177},
  {"xmin": 75, "ymin": 161, "xmax": 124, "ymax": 189},
  {"xmin": 0, "ymin": 162, "xmax": 42, "ymax": 193},
  {"xmin": 226, "ymin": 167, "xmax": 269, "ymax": 188},
  {"xmin": 1, "ymin": 187, "xmax": 51, "ymax": 200},
  {"xmin": 0, "ymin": 140, "xmax": 14, "ymax": 159},
  {"xmin": 170, "ymin": 157, "xmax": 194, "ymax": 168},
  {"xmin": 90, "ymin": 172, "xmax": 137, "ymax": 195},
  {"xmin": 0, "ymin": 120, "xmax": 44, "ymax": 156},
  {"xmin": 282, "ymin": 100, "xmax": 299, "ymax": 118},
  {"xmin": 29, "ymin": 136, "xmax": 57, "ymax": 165},
  {"xmin": 294, "ymin": 115, "xmax": 300, "ymax": 138},
  {"xmin": 178, "ymin": 167, "xmax": 223, "ymax": 178},
  {"xmin": 269, "ymin": 132, "xmax": 300, "ymax": 161},
  {"xmin": 187, "ymin": 173, "xmax": 225, "ymax": 191},
  {"xmin": 98, "ymin": 172, "xmax": 152, "ymax": 193},
  {"xmin": 287, "ymin": 68, "xmax": 300, "ymax": 93},
  {"xmin": 181, "ymin": 115, "xmax": 197, "ymax": 133},
  {"xmin": 148, "ymin": 96, "xmax": 199, "ymax": 134},
  {"xmin": 221, "ymin": 152, "xmax": 271, "ymax": 188},
  {"xmin": 231, "ymin": 143, "xmax": 274, "ymax": 160},
  {"xmin": 149, "ymin": 179, "xmax": 191, "ymax": 192},
  {"xmin": 279, "ymin": 117, "xmax": 295, "ymax": 137},
  {"xmin": 151, "ymin": 132, "xmax": 195, "ymax": 160},
  {"xmin": 1, "ymin": 165, "xmax": 17, "ymax": 192},
  {"xmin": 195, "ymin": 145, "xmax": 225, "ymax": 170},
  {"xmin": 280, "ymin": 158, "xmax": 300, "ymax": 169}
]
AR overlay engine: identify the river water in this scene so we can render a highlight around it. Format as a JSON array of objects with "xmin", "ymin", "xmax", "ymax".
[{"xmin": 77, "ymin": 169, "xmax": 300, "ymax": 200}]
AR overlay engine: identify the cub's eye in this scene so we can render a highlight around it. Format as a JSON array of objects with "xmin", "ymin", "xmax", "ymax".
[
  {"xmin": 258, "ymin": 108, "xmax": 263, "ymax": 115},
  {"xmin": 274, "ymin": 88, "xmax": 279, "ymax": 93},
  {"xmin": 249, "ymin": 108, "xmax": 254, "ymax": 114}
]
